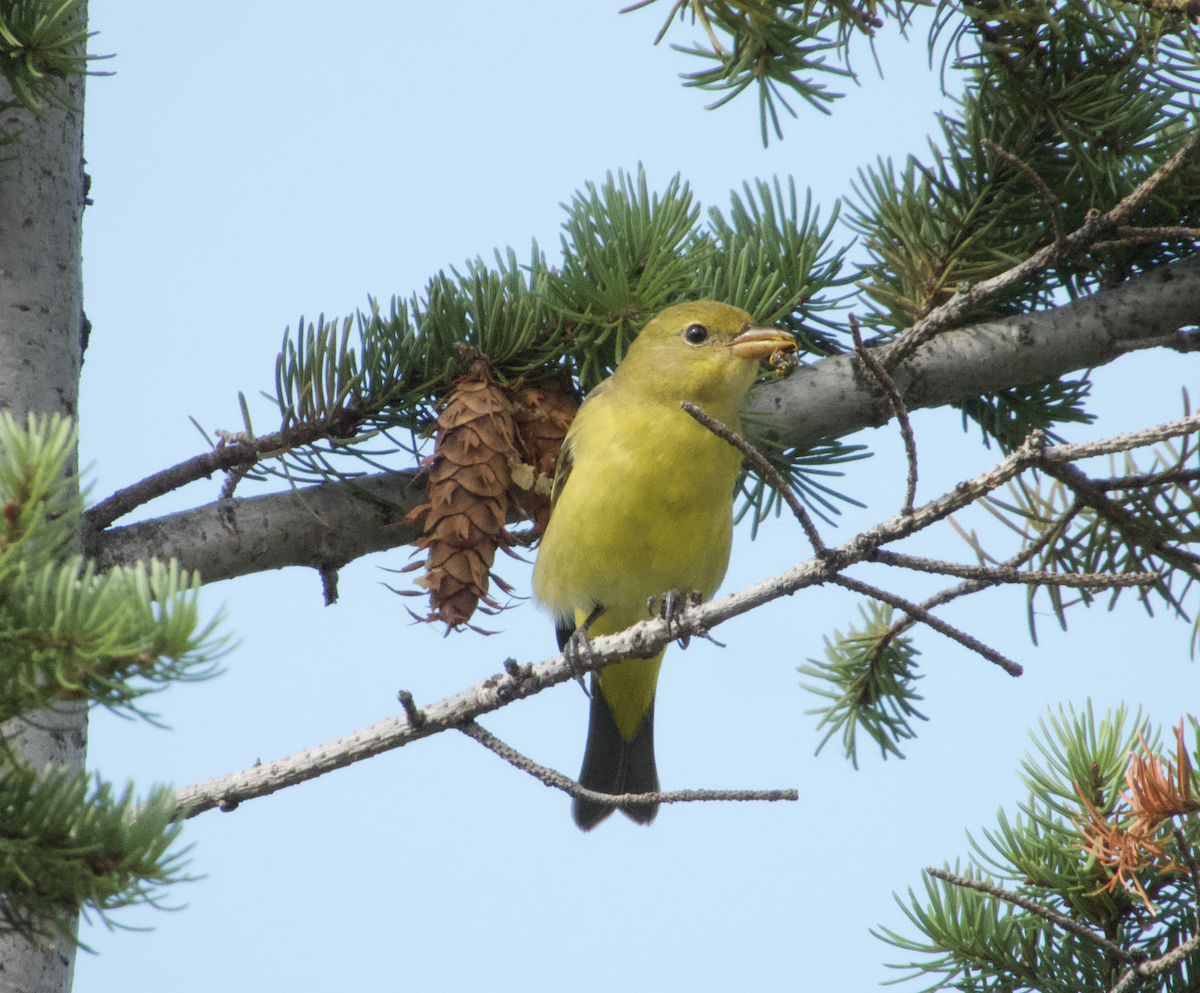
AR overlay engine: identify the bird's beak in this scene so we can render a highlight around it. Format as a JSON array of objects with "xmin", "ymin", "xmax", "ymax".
[{"xmin": 726, "ymin": 326, "xmax": 797, "ymax": 362}]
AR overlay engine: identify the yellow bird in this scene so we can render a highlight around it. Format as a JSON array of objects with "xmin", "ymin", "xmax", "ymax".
[{"xmin": 532, "ymin": 301, "xmax": 796, "ymax": 830}]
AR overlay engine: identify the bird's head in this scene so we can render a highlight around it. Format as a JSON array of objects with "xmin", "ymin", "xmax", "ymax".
[{"xmin": 614, "ymin": 301, "xmax": 797, "ymax": 412}]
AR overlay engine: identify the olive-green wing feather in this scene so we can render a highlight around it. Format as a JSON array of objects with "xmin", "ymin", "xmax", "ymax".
[{"xmin": 549, "ymin": 435, "xmax": 574, "ymax": 511}]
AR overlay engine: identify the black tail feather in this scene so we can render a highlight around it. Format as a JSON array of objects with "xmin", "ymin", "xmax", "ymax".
[{"xmin": 572, "ymin": 674, "xmax": 659, "ymax": 831}]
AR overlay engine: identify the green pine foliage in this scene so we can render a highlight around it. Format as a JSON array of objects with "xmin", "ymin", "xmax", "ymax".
[
  {"xmin": 962, "ymin": 405, "xmax": 1200, "ymax": 644},
  {"xmin": 622, "ymin": 0, "xmax": 864, "ymax": 146},
  {"xmin": 0, "ymin": 0, "xmax": 111, "ymax": 144},
  {"xmin": 798, "ymin": 602, "xmax": 928, "ymax": 765},
  {"xmin": 0, "ymin": 414, "xmax": 224, "ymax": 723},
  {"xmin": 878, "ymin": 704, "xmax": 1200, "ymax": 992},
  {"xmin": 1, "ymin": 766, "xmax": 188, "ymax": 944},
  {"xmin": 671, "ymin": 3, "xmax": 852, "ymax": 146},
  {"xmin": 0, "ymin": 413, "xmax": 227, "ymax": 941},
  {"xmin": 954, "ymin": 373, "xmax": 1095, "ymax": 454},
  {"xmin": 549, "ymin": 169, "xmax": 708, "ymax": 386},
  {"xmin": 848, "ymin": 17, "xmax": 1196, "ymax": 336},
  {"xmin": 0, "ymin": 554, "xmax": 222, "ymax": 725},
  {"xmin": 259, "ymin": 164, "xmax": 862, "ymax": 523},
  {"xmin": 698, "ymin": 177, "xmax": 852, "ymax": 354}
]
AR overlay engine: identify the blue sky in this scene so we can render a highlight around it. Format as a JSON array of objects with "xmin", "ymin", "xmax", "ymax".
[{"xmin": 73, "ymin": 4, "xmax": 1197, "ymax": 991}]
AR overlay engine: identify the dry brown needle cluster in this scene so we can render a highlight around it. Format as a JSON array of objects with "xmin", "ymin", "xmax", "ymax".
[
  {"xmin": 1073, "ymin": 720, "xmax": 1200, "ymax": 910},
  {"xmin": 402, "ymin": 357, "xmax": 575, "ymax": 631}
]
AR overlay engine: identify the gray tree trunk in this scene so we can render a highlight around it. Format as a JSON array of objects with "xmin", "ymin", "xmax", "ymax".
[{"xmin": 0, "ymin": 17, "xmax": 89, "ymax": 992}]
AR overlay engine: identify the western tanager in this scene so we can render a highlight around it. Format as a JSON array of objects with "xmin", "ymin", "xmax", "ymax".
[{"xmin": 532, "ymin": 301, "xmax": 796, "ymax": 830}]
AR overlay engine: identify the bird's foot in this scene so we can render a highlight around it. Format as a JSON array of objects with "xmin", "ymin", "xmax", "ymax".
[
  {"xmin": 649, "ymin": 589, "xmax": 725, "ymax": 650},
  {"xmin": 564, "ymin": 604, "xmax": 605, "ymax": 696},
  {"xmin": 563, "ymin": 626, "xmax": 594, "ymax": 696}
]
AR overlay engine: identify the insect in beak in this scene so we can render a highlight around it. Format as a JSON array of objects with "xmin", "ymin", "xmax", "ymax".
[{"xmin": 726, "ymin": 326, "xmax": 798, "ymax": 368}]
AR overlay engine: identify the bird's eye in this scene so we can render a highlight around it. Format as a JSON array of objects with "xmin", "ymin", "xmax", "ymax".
[{"xmin": 683, "ymin": 324, "xmax": 709, "ymax": 345}]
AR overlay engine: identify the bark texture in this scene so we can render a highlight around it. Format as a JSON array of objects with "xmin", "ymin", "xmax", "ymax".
[
  {"xmin": 747, "ymin": 255, "xmax": 1200, "ymax": 447},
  {"xmin": 0, "ymin": 87, "xmax": 87, "ymax": 424},
  {"xmin": 88, "ymin": 471, "xmax": 428, "ymax": 585},
  {"xmin": 0, "ymin": 33, "xmax": 88, "ymax": 993}
]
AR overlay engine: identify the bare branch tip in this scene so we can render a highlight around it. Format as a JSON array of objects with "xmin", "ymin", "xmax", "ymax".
[{"xmin": 396, "ymin": 689, "xmax": 427, "ymax": 728}]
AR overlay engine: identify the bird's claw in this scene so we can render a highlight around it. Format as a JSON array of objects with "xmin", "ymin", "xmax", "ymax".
[
  {"xmin": 564, "ymin": 603, "xmax": 605, "ymax": 697},
  {"xmin": 649, "ymin": 589, "xmax": 724, "ymax": 649},
  {"xmin": 563, "ymin": 626, "xmax": 594, "ymax": 696},
  {"xmin": 647, "ymin": 589, "xmax": 701, "ymax": 648}
]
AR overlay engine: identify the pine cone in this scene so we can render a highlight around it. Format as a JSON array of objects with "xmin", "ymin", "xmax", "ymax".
[
  {"xmin": 406, "ymin": 358, "xmax": 519, "ymax": 630},
  {"xmin": 508, "ymin": 377, "xmax": 577, "ymax": 533}
]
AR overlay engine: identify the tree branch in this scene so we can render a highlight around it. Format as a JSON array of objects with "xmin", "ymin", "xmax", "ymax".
[
  {"xmin": 87, "ymin": 470, "xmax": 428, "ymax": 584},
  {"xmin": 680, "ymin": 400, "xmax": 826, "ymax": 554},
  {"xmin": 170, "ymin": 429, "xmax": 1074, "ymax": 816},
  {"xmin": 749, "ymin": 254, "xmax": 1200, "ymax": 451},
  {"xmin": 458, "ymin": 721, "xmax": 797, "ymax": 807},
  {"xmin": 878, "ymin": 502, "xmax": 1082, "ymax": 645},
  {"xmin": 881, "ymin": 125, "xmax": 1200, "ymax": 370},
  {"xmin": 169, "ymin": 416, "xmax": 1200, "ymax": 817},
  {"xmin": 82, "ymin": 416, "xmax": 370, "ymax": 535},
  {"xmin": 1110, "ymin": 932, "xmax": 1200, "ymax": 993},
  {"xmin": 87, "ymin": 261, "xmax": 1200, "ymax": 583},
  {"xmin": 925, "ymin": 868, "xmax": 1144, "ymax": 964},
  {"xmin": 869, "ymin": 548, "xmax": 1159, "ymax": 588},
  {"xmin": 1035, "ymin": 458, "xmax": 1200, "ymax": 576},
  {"xmin": 832, "ymin": 574, "xmax": 1023, "ymax": 675},
  {"xmin": 1091, "ymin": 467, "xmax": 1200, "ymax": 491},
  {"xmin": 981, "ymin": 138, "xmax": 1066, "ymax": 250},
  {"xmin": 849, "ymin": 312, "xmax": 918, "ymax": 515}
]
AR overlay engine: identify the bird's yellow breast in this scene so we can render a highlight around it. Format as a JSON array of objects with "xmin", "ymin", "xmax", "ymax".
[{"xmin": 531, "ymin": 388, "xmax": 743, "ymax": 629}]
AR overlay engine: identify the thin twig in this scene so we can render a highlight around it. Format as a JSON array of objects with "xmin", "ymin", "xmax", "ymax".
[
  {"xmin": 925, "ymin": 868, "xmax": 1143, "ymax": 964},
  {"xmin": 1091, "ymin": 467, "xmax": 1200, "ymax": 491},
  {"xmin": 1010, "ymin": 498, "xmax": 1083, "ymax": 570},
  {"xmin": 1042, "ymin": 411, "xmax": 1200, "ymax": 463},
  {"xmin": 85, "ymin": 417, "xmax": 364, "ymax": 533},
  {"xmin": 1110, "ymin": 932, "xmax": 1200, "ymax": 993},
  {"xmin": 1109, "ymin": 124, "xmax": 1200, "ymax": 225},
  {"xmin": 396, "ymin": 689, "xmax": 426, "ymax": 729},
  {"xmin": 1094, "ymin": 226, "xmax": 1200, "ymax": 247},
  {"xmin": 87, "ymin": 445, "xmax": 263, "ymax": 534},
  {"xmin": 850, "ymin": 313, "xmax": 918, "ymax": 514},
  {"xmin": 869, "ymin": 548, "xmax": 1159, "ymax": 588},
  {"xmin": 879, "ymin": 501, "xmax": 1082, "ymax": 645},
  {"xmin": 680, "ymin": 401, "xmax": 826, "ymax": 554},
  {"xmin": 832, "ymin": 574, "xmax": 1023, "ymax": 676},
  {"xmin": 220, "ymin": 465, "xmax": 250, "ymax": 501},
  {"xmin": 883, "ymin": 125, "xmax": 1200, "ymax": 372},
  {"xmin": 459, "ymin": 720, "xmax": 797, "ymax": 807},
  {"xmin": 319, "ymin": 565, "xmax": 340, "ymax": 606},
  {"xmin": 1036, "ymin": 458, "xmax": 1200, "ymax": 576},
  {"xmin": 981, "ymin": 138, "xmax": 1066, "ymax": 249}
]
